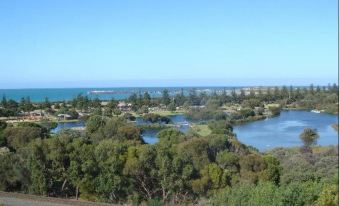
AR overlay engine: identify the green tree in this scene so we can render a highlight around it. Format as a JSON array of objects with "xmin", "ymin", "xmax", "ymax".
[
  {"xmin": 42, "ymin": 97, "xmax": 51, "ymax": 109},
  {"xmin": 162, "ymin": 90, "xmax": 171, "ymax": 106},
  {"xmin": 216, "ymin": 151, "xmax": 239, "ymax": 172},
  {"xmin": 4, "ymin": 125, "xmax": 47, "ymax": 150},
  {"xmin": 261, "ymin": 155, "xmax": 281, "ymax": 185},
  {"xmin": 86, "ymin": 115, "xmax": 106, "ymax": 134},
  {"xmin": 300, "ymin": 128, "xmax": 319, "ymax": 147},
  {"xmin": 167, "ymin": 102, "xmax": 176, "ymax": 112},
  {"xmin": 107, "ymin": 98, "xmax": 118, "ymax": 109},
  {"xmin": 143, "ymin": 92, "xmax": 151, "ymax": 106},
  {"xmin": 313, "ymin": 184, "xmax": 339, "ymax": 206}
]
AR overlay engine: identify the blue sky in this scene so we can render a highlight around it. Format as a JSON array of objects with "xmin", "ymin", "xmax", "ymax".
[{"xmin": 0, "ymin": 0, "xmax": 337, "ymax": 88}]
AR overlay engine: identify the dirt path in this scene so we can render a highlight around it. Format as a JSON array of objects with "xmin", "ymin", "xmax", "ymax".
[{"xmin": 0, "ymin": 192, "xmax": 121, "ymax": 206}]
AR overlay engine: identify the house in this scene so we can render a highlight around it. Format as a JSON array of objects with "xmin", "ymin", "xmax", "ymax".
[
  {"xmin": 117, "ymin": 101, "xmax": 131, "ymax": 111},
  {"xmin": 30, "ymin": 110, "xmax": 44, "ymax": 117},
  {"xmin": 57, "ymin": 114, "xmax": 72, "ymax": 120}
]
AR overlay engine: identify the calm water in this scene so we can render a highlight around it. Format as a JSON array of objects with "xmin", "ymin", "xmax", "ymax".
[
  {"xmin": 233, "ymin": 110, "xmax": 338, "ymax": 151},
  {"xmin": 51, "ymin": 121, "xmax": 85, "ymax": 133},
  {"xmin": 139, "ymin": 114, "xmax": 190, "ymax": 144},
  {"xmin": 0, "ymin": 87, "xmax": 234, "ymax": 102},
  {"xmin": 141, "ymin": 129, "xmax": 160, "ymax": 144}
]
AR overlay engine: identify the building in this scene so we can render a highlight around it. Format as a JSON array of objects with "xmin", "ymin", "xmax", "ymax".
[{"xmin": 117, "ymin": 101, "xmax": 132, "ymax": 111}]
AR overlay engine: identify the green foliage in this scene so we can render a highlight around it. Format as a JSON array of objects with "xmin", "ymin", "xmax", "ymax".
[
  {"xmin": 268, "ymin": 106, "xmax": 281, "ymax": 116},
  {"xmin": 261, "ymin": 155, "xmax": 282, "ymax": 185},
  {"xmin": 0, "ymin": 120, "xmax": 7, "ymax": 131},
  {"xmin": 142, "ymin": 113, "xmax": 171, "ymax": 124},
  {"xmin": 161, "ymin": 89, "xmax": 171, "ymax": 106},
  {"xmin": 208, "ymin": 120, "xmax": 233, "ymax": 135},
  {"xmin": 168, "ymin": 102, "xmax": 176, "ymax": 112},
  {"xmin": 313, "ymin": 184, "xmax": 339, "ymax": 206},
  {"xmin": 239, "ymin": 108, "xmax": 255, "ymax": 118},
  {"xmin": 209, "ymin": 180, "xmax": 334, "ymax": 206},
  {"xmin": 0, "ymin": 120, "xmax": 7, "ymax": 146},
  {"xmin": 86, "ymin": 115, "xmax": 106, "ymax": 134},
  {"xmin": 216, "ymin": 151, "xmax": 239, "ymax": 172},
  {"xmin": 3, "ymin": 124, "xmax": 47, "ymax": 150},
  {"xmin": 147, "ymin": 198, "xmax": 164, "ymax": 206},
  {"xmin": 300, "ymin": 128, "xmax": 319, "ymax": 147}
]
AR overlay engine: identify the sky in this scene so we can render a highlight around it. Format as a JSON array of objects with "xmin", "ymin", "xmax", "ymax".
[{"xmin": 0, "ymin": 0, "xmax": 337, "ymax": 88}]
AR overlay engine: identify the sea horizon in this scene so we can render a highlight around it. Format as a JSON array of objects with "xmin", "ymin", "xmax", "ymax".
[{"xmin": 0, "ymin": 84, "xmax": 335, "ymax": 103}]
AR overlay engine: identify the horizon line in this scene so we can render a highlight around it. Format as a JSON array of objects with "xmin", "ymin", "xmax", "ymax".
[{"xmin": 0, "ymin": 84, "xmax": 337, "ymax": 90}]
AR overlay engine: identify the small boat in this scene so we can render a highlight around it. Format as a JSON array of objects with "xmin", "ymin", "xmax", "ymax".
[{"xmin": 311, "ymin": 110, "xmax": 321, "ymax": 113}]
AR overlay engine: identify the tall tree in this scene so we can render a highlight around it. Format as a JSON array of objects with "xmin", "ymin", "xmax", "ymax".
[
  {"xmin": 143, "ymin": 92, "xmax": 151, "ymax": 106},
  {"xmin": 162, "ymin": 89, "xmax": 171, "ymax": 106}
]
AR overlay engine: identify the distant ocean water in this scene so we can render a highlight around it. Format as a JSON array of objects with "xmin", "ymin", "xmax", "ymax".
[{"xmin": 0, "ymin": 87, "xmax": 237, "ymax": 102}]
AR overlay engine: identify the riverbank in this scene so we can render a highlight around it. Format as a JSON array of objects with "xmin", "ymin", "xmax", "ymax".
[{"xmin": 285, "ymin": 105, "xmax": 338, "ymax": 115}]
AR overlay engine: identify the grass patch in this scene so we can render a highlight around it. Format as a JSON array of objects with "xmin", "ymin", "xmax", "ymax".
[
  {"xmin": 131, "ymin": 109, "xmax": 185, "ymax": 117},
  {"xmin": 191, "ymin": 124, "xmax": 211, "ymax": 136},
  {"xmin": 265, "ymin": 103, "xmax": 280, "ymax": 109},
  {"xmin": 150, "ymin": 110, "xmax": 185, "ymax": 116}
]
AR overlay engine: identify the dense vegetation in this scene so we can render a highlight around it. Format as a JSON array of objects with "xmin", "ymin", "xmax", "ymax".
[
  {"xmin": 0, "ymin": 116, "xmax": 337, "ymax": 205},
  {"xmin": 0, "ymin": 84, "xmax": 338, "ymax": 205}
]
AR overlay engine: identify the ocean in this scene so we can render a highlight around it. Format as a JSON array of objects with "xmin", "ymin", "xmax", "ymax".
[{"xmin": 0, "ymin": 87, "xmax": 236, "ymax": 102}]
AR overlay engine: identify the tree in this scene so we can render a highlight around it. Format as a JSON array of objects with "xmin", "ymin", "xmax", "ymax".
[
  {"xmin": 67, "ymin": 109, "xmax": 79, "ymax": 119},
  {"xmin": 1, "ymin": 96, "xmax": 7, "ymax": 108},
  {"xmin": 239, "ymin": 89, "xmax": 246, "ymax": 100},
  {"xmin": 162, "ymin": 90, "xmax": 171, "ymax": 106},
  {"xmin": 313, "ymin": 184, "xmax": 338, "ymax": 206},
  {"xmin": 94, "ymin": 139, "xmax": 129, "ymax": 202},
  {"xmin": 113, "ymin": 108, "xmax": 122, "ymax": 116},
  {"xmin": 208, "ymin": 120, "xmax": 233, "ymax": 135},
  {"xmin": 123, "ymin": 144, "xmax": 157, "ymax": 200},
  {"xmin": 107, "ymin": 98, "xmax": 118, "ymax": 110},
  {"xmin": 216, "ymin": 151, "xmax": 239, "ymax": 172},
  {"xmin": 189, "ymin": 89, "xmax": 199, "ymax": 105},
  {"xmin": 103, "ymin": 107, "xmax": 113, "ymax": 117},
  {"xmin": 0, "ymin": 121, "xmax": 7, "ymax": 146},
  {"xmin": 0, "ymin": 120, "xmax": 7, "ymax": 131},
  {"xmin": 231, "ymin": 88, "xmax": 237, "ymax": 102},
  {"xmin": 300, "ymin": 128, "xmax": 319, "ymax": 147},
  {"xmin": 192, "ymin": 163, "xmax": 225, "ymax": 194},
  {"xmin": 143, "ymin": 92, "xmax": 151, "ymax": 106},
  {"xmin": 168, "ymin": 102, "xmax": 176, "ymax": 112},
  {"xmin": 273, "ymin": 87, "xmax": 280, "ymax": 99},
  {"xmin": 4, "ymin": 124, "xmax": 48, "ymax": 150},
  {"xmin": 309, "ymin": 84, "xmax": 315, "ymax": 95},
  {"xmin": 268, "ymin": 106, "xmax": 281, "ymax": 116},
  {"xmin": 68, "ymin": 139, "xmax": 97, "ymax": 200},
  {"xmin": 261, "ymin": 155, "xmax": 281, "ymax": 185},
  {"xmin": 91, "ymin": 97, "xmax": 102, "ymax": 108},
  {"xmin": 86, "ymin": 115, "xmax": 106, "ymax": 134},
  {"xmin": 19, "ymin": 97, "xmax": 34, "ymax": 112},
  {"xmin": 43, "ymin": 97, "xmax": 51, "ymax": 109}
]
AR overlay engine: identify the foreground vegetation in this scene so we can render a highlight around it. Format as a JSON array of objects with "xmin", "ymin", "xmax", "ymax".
[
  {"xmin": 0, "ymin": 116, "xmax": 337, "ymax": 205},
  {"xmin": 0, "ymin": 84, "xmax": 338, "ymax": 205}
]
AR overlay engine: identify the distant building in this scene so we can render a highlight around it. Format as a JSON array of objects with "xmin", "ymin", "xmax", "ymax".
[
  {"xmin": 117, "ymin": 101, "xmax": 131, "ymax": 111},
  {"xmin": 57, "ymin": 114, "xmax": 72, "ymax": 120},
  {"xmin": 30, "ymin": 110, "xmax": 44, "ymax": 117}
]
